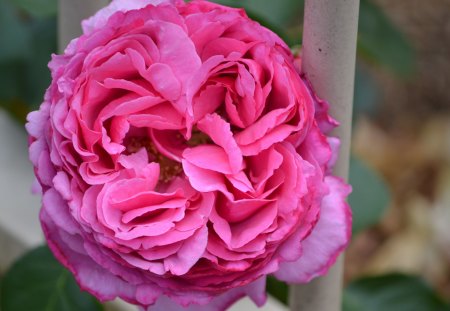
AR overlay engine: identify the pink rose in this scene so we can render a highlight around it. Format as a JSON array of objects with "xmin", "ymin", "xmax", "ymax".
[{"xmin": 26, "ymin": 0, "xmax": 351, "ymax": 310}]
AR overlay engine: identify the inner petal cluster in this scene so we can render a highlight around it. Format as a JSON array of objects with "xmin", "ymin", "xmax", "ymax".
[{"xmin": 125, "ymin": 135, "xmax": 183, "ymax": 182}]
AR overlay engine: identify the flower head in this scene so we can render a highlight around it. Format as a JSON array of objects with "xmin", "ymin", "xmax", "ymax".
[{"xmin": 27, "ymin": 0, "xmax": 351, "ymax": 310}]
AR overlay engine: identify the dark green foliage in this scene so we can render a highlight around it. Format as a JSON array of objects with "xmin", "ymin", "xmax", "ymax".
[
  {"xmin": 0, "ymin": 0, "xmax": 57, "ymax": 121},
  {"xmin": 266, "ymin": 276, "xmax": 289, "ymax": 305},
  {"xmin": 358, "ymin": 0, "xmax": 415, "ymax": 77},
  {"xmin": 0, "ymin": 246, "xmax": 103, "ymax": 311},
  {"xmin": 349, "ymin": 156, "xmax": 390, "ymax": 235},
  {"xmin": 343, "ymin": 274, "xmax": 450, "ymax": 311},
  {"xmin": 9, "ymin": 0, "xmax": 57, "ymax": 17}
]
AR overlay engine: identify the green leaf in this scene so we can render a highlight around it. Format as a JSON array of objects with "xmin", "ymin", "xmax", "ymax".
[
  {"xmin": 212, "ymin": 0, "xmax": 303, "ymax": 45},
  {"xmin": 0, "ymin": 275, "xmax": 3, "ymax": 308},
  {"xmin": 349, "ymin": 156, "xmax": 390, "ymax": 235},
  {"xmin": 1, "ymin": 245, "xmax": 103, "ymax": 311},
  {"xmin": 8, "ymin": 0, "xmax": 57, "ymax": 17},
  {"xmin": 358, "ymin": 0, "xmax": 415, "ymax": 76},
  {"xmin": 0, "ymin": 15, "xmax": 56, "ymax": 119},
  {"xmin": 0, "ymin": 0, "xmax": 31, "ymax": 62},
  {"xmin": 266, "ymin": 276, "xmax": 288, "ymax": 305},
  {"xmin": 213, "ymin": 0, "xmax": 302, "ymax": 28},
  {"xmin": 343, "ymin": 274, "xmax": 450, "ymax": 311},
  {"xmin": 0, "ymin": 61, "xmax": 25, "ymax": 102},
  {"xmin": 23, "ymin": 16, "xmax": 57, "ymax": 108},
  {"xmin": 353, "ymin": 61, "xmax": 379, "ymax": 120}
]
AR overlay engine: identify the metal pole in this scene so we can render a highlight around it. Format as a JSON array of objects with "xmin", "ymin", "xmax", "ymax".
[
  {"xmin": 58, "ymin": 0, "xmax": 109, "ymax": 51},
  {"xmin": 289, "ymin": 0, "xmax": 359, "ymax": 310}
]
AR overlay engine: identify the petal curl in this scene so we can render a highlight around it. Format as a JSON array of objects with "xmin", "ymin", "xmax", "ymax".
[
  {"xmin": 147, "ymin": 277, "xmax": 266, "ymax": 311},
  {"xmin": 82, "ymin": 0, "xmax": 184, "ymax": 35},
  {"xmin": 274, "ymin": 176, "xmax": 352, "ymax": 283}
]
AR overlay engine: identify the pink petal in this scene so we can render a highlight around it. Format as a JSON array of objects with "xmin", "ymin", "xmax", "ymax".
[
  {"xmin": 228, "ymin": 203, "xmax": 277, "ymax": 249},
  {"xmin": 182, "ymin": 160, "xmax": 230, "ymax": 197},
  {"xmin": 196, "ymin": 113, "xmax": 242, "ymax": 173},
  {"xmin": 191, "ymin": 85, "xmax": 225, "ymax": 124},
  {"xmin": 147, "ymin": 63, "xmax": 181, "ymax": 100},
  {"xmin": 26, "ymin": 105, "xmax": 49, "ymax": 138},
  {"xmin": 150, "ymin": 129, "xmax": 187, "ymax": 162},
  {"xmin": 226, "ymin": 171, "xmax": 254, "ymax": 193},
  {"xmin": 326, "ymin": 137, "xmax": 340, "ymax": 173},
  {"xmin": 274, "ymin": 176, "xmax": 352, "ymax": 283},
  {"xmin": 128, "ymin": 105, "xmax": 184, "ymax": 130},
  {"xmin": 138, "ymin": 243, "xmax": 181, "ymax": 261},
  {"xmin": 147, "ymin": 277, "xmax": 267, "ymax": 311},
  {"xmin": 234, "ymin": 108, "xmax": 293, "ymax": 156},
  {"xmin": 43, "ymin": 188, "xmax": 80, "ymax": 235},
  {"xmin": 40, "ymin": 204, "xmax": 141, "ymax": 304},
  {"xmin": 163, "ymin": 226, "xmax": 208, "ymax": 275},
  {"xmin": 82, "ymin": 0, "xmax": 183, "ymax": 35},
  {"xmin": 118, "ymin": 148, "xmax": 151, "ymax": 170},
  {"xmin": 217, "ymin": 198, "xmax": 273, "ymax": 224},
  {"xmin": 53, "ymin": 171, "xmax": 72, "ymax": 201},
  {"xmin": 183, "ymin": 145, "xmax": 232, "ymax": 174}
]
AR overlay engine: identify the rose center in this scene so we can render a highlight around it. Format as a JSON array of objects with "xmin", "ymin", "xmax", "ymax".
[
  {"xmin": 124, "ymin": 130, "xmax": 212, "ymax": 182},
  {"xmin": 125, "ymin": 136, "xmax": 183, "ymax": 182},
  {"xmin": 187, "ymin": 129, "xmax": 212, "ymax": 147}
]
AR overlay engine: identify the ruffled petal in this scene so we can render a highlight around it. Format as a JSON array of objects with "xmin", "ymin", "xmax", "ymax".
[
  {"xmin": 82, "ymin": 0, "xmax": 183, "ymax": 35},
  {"xmin": 40, "ymin": 204, "xmax": 141, "ymax": 304},
  {"xmin": 147, "ymin": 277, "xmax": 267, "ymax": 311},
  {"xmin": 274, "ymin": 176, "xmax": 352, "ymax": 283}
]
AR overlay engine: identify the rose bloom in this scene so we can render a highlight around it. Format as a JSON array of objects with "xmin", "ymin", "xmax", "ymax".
[{"xmin": 26, "ymin": 0, "xmax": 352, "ymax": 310}]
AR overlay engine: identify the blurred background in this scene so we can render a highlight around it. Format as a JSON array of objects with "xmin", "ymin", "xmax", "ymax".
[{"xmin": 0, "ymin": 0, "xmax": 449, "ymax": 310}]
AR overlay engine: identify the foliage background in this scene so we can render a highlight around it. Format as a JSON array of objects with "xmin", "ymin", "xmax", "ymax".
[{"xmin": 0, "ymin": 0, "xmax": 449, "ymax": 310}]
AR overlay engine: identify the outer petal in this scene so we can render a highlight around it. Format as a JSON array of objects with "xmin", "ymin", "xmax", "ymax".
[
  {"xmin": 82, "ymin": 0, "xmax": 183, "ymax": 35},
  {"xmin": 274, "ymin": 176, "xmax": 352, "ymax": 283},
  {"xmin": 301, "ymin": 77, "xmax": 338, "ymax": 134},
  {"xmin": 26, "ymin": 103, "xmax": 49, "ymax": 138},
  {"xmin": 147, "ymin": 277, "xmax": 267, "ymax": 311},
  {"xmin": 40, "ymin": 205, "xmax": 141, "ymax": 304}
]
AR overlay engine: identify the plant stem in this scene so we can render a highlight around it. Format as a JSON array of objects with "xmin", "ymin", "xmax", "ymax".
[
  {"xmin": 290, "ymin": 1, "xmax": 359, "ymax": 310},
  {"xmin": 58, "ymin": 0, "xmax": 109, "ymax": 52}
]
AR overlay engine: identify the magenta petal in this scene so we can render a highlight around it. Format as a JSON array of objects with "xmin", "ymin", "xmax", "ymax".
[
  {"xmin": 229, "ymin": 203, "xmax": 277, "ymax": 248},
  {"xmin": 226, "ymin": 171, "xmax": 254, "ymax": 193},
  {"xmin": 118, "ymin": 148, "xmax": 151, "ymax": 170},
  {"xmin": 182, "ymin": 160, "xmax": 230, "ymax": 197},
  {"xmin": 163, "ymin": 226, "xmax": 208, "ymax": 275},
  {"xmin": 150, "ymin": 130, "xmax": 185, "ymax": 162},
  {"xmin": 40, "ymin": 207, "xmax": 140, "ymax": 304},
  {"xmin": 326, "ymin": 137, "xmax": 340, "ymax": 173},
  {"xmin": 274, "ymin": 176, "xmax": 352, "ymax": 283},
  {"xmin": 52, "ymin": 171, "xmax": 72, "ymax": 201},
  {"xmin": 43, "ymin": 188, "xmax": 80, "ymax": 235},
  {"xmin": 26, "ymin": 105, "xmax": 49, "ymax": 138},
  {"xmin": 196, "ymin": 113, "xmax": 242, "ymax": 173},
  {"xmin": 147, "ymin": 63, "xmax": 181, "ymax": 100},
  {"xmin": 183, "ymin": 145, "xmax": 232, "ymax": 174},
  {"xmin": 82, "ymin": 0, "xmax": 183, "ymax": 35},
  {"xmin": 147, "ymin": 277, "xmax": 267, "ymax": 311}
]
